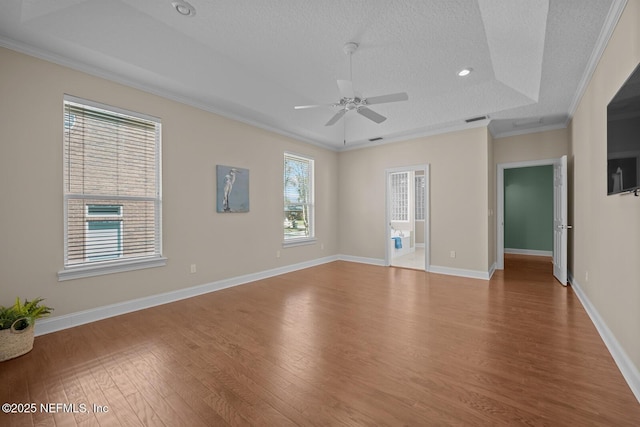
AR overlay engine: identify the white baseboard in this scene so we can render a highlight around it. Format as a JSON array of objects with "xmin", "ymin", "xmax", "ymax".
[
  {"xmin": 488, "ymin": 262, "xmax": 497, "ymax": 279},
  {"xmin": 338, "ymin": 254, "xmax": 386, "ymax": 266},
  {"xmin": 505, "ymin": 248, "xmax": 552, "ymax": 257},
  {"xmin": 341, "ymin": 257, "xmax": 496, "ymax": 280},
  {"xmin": 569, "ymin": 272, "xmax": 640, "ymax": 404},
  {"xmin": 35, "ymin": 255, "xmax": 339, "ymax": 336},
  {"xmin": 429, "ymin": 264, "xmax": 493, "ymax": 280}
]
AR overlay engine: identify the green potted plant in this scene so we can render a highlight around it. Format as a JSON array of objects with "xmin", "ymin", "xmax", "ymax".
[{"xmin": 0, "ymin": 297, "xmax": 53, "ymax": 362}]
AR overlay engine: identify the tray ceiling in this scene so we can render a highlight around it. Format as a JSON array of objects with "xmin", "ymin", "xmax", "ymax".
[{"xmin": 0, "ymin": 0, "xmax": 625, "ymax": 150}]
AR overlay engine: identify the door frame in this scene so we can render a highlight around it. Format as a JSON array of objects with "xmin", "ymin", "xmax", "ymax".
[
  {"xmin": 385, "ymin": 164, "xmax": 430, "ymax": 271},
  {"xmin": 496, "ymin": 158, "xmax": 559, "ymax": 270}
]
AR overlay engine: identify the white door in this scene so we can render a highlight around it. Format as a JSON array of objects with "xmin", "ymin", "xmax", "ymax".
[{"xmin": 553, "ymin": 155, "xmax": 569, "ymax": 285}]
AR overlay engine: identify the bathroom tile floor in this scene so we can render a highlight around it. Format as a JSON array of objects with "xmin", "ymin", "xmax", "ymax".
[{"xmin": 391, "ymin": 247, "xmax": 425, "ymax": 270}]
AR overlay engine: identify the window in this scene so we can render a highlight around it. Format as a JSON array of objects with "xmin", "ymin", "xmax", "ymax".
[
  {"xmin": 59, "ymin": 95, "xmax": 164, "ymax": 280},
  {"xmin": 86, "ymin": 204, "xmax": 122, "ymax": 217},
  {"xmin": 390, "ymin": 172, "xmax": 410, "ymax": 222},
  {"xmin": 284, "ymin": 153, "xmax": 314, "ymax": 244},
  {"xmin": 85, "ymin": 204, "xmax": 123, "ymax": 261},
  {"xmin": 415, "ymin": 175, "xmax": 425, "ymax": 221},
  {"xmin": 86, "ymin": 220, "xmax": 122, "ymax": 261}
]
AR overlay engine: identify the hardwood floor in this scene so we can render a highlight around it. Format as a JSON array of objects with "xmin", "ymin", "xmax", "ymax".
[{"xmin": 2, "ymin": 255, "xmax": 639, "ymax": 426}]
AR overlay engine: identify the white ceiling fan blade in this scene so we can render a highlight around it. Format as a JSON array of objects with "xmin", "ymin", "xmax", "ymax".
[
  {"xmin": 325, "ymin": 109, "xmax": 347, "ymax": 126},
  {"xmin": 294, "ymin": 103, "xmax": 334, "ymax": 109},
  {"xmin": 365, "ymin": 92, "xmax": 409, "ymax": 105},
  {"xmin": 357, "ymin": 107, "xmax": 387, "ymax": 123},
  {"xmin": 337, "ymin": 80, "xmax": 355, "ymax": 99}
]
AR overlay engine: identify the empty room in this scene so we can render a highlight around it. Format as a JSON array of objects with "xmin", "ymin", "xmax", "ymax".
[{"xmin": 1, "ymin": 0, "xmax": 640, "ymax": 425}]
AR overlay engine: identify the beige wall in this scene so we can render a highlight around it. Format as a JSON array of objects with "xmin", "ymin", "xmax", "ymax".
[
  {"xmin": 571, "ymin": 0, "xmax": 640, "ymax": 372},
  {"xmin": 338, "ymin": 127, "xmax": 491, "ymax": 273},
  {"xmin": 493, "ymin": 127, "xmax": 570, "ymax": 165},
  {"xmin": 0, "ymin": 47, "xmax": 339, "ymax": 316}
]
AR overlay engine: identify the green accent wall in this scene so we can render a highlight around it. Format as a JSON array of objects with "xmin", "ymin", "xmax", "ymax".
[{"xmin": 504, "ymin": 165, "xmax": 553, "ymax": 251}]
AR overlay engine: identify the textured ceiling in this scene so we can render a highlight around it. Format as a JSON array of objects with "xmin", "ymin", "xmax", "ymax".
[{"xmin": 0, "ymin": 0, "xmax": 625, "ymax": 150}]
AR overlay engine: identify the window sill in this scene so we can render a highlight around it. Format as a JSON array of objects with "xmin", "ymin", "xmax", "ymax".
[
  {"xmin": 282, "ymin": 238, "xmax": 317, "ymax": 248},
  {"xmin": 58, "ymin": 256, "xmax": 167, "ymax": 281}
]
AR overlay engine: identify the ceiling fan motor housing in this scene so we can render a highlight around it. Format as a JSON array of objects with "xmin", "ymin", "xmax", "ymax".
[{"xmin": 343, "ymin": 42, "xmax": 359, "ymax": 55}]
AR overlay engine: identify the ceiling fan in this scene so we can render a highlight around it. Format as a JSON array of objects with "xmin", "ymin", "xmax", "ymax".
[{"xmin": 294, "ymin": 42, "xmax": 409, "ymax": 127}]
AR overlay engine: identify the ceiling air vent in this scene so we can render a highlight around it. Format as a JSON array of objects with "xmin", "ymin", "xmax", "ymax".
[
  {"xmin": 369, "ymin": 137, "xmax": 383, "ymax": 142},
  {"xmin": 465, "ymin": 115, "xmax": 487, "ymax": 123},
  {"xmin": 513, "ymin": 117, "xmax": 542, "ymax": 127}
]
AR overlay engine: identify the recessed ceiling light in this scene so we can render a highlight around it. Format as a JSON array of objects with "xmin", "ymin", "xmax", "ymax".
[
  {"xmin": 458, "ymin": 68, "xmax": 473, "ymax": 77},
  {"xmin": 171, "ymin": 1, "xmax": 196, "ymax": 17}
]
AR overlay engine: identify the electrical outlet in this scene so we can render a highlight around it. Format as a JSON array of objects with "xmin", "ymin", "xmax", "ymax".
[
  {"xmin": 321, "ymin": 243, "xmax": 324, "ymax": 250},
  {"xmin": 190, "ymin": 264, "xmax": 196, "ymax": 273},
  {"xmin": 585, "ymin": 271, "xmax": 589, "ymax": 282},
  {"xmin": 276, "ymin": 250, "xmax": 281, "ymax": 258},
  {"xmin": 450, "ymin": 250, "xmax": 456, "ymax": 258}
]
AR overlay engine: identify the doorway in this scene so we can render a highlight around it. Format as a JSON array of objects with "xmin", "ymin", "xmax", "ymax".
[
  {"xmin": 385, "ymin": 164, "xmax": 430, "ymax": 271},
  {"xmin": 496, "ymin": 156, "xmax": 568, "ymax": 285}
]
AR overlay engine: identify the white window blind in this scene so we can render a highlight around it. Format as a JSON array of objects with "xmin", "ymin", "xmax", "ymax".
[
  {"xmin": 284, "ymin": 153, "xmax": 314, "ymax": 243},
  {"xmin": 60, "ymin": 96, "xmax": 163, "ymax": 279}
]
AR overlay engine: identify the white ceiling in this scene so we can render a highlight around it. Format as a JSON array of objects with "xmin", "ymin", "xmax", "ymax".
[{"xmin": 0, "ymin": 0, "xmax": 625, "ymax": 150}]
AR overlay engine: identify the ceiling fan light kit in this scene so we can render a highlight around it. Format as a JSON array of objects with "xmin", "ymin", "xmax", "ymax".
[{"xmin": 295, "ymin": 41, "xmax": 409, "ymax": 139}]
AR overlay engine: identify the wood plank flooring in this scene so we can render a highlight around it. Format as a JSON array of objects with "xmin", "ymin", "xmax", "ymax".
[{"xmin": 1, "ymin": 255, "xmax": 639, "ymax": 426}]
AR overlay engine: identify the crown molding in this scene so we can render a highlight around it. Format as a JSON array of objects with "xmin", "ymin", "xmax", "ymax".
[
  {"xmin": 0, "ymin": 36, "xmax": 339, "ymax": 152},
  {"xmin": 565, "ymin": 0, "xmax": 628, "ymax": 125}
]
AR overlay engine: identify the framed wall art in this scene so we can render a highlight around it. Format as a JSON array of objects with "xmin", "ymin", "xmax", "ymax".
[{"xmin": 216, "ymin": 165, "xmax": 249, "ymax": 212}]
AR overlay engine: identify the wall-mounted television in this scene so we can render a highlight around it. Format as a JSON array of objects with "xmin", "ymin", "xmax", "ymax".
[{"xmin": 607, "ymin": 63, "xmax": 640, "ymax": 195}]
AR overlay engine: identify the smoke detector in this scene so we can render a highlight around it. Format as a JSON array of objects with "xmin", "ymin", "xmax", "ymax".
[{"xmin": 171, "ymin": 1, "xmax": 196, "ymax": 17}]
